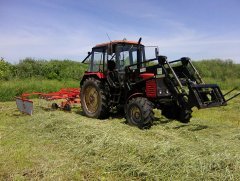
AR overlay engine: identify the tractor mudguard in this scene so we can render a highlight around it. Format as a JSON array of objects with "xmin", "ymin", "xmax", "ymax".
[{"xmin": 80, "ymin": 72, "xmax": 106, "ymax": 85}]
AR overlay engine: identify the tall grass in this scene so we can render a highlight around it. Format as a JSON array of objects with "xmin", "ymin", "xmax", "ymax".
[
  {"xmin": 0, "ymin": 77, "xmax": 238, "ymax": 102},
  {"xmin": 203, "ymin": 78, "xmax": 240, "ymax": 90},
  {"xmin": 1, "ymin": 58, "xmax": 240, "ymax": 101},
  {"xmin": 0, "ymin": 78, "xmax": 79, "ymax": 101}
]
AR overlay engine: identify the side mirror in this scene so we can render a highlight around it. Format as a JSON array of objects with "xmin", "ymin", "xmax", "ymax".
[{"xmin": 82, "ymin": 51, "xmax": 92, "ymax": 63}]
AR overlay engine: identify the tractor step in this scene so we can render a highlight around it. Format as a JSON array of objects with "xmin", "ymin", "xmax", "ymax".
[{"xmin": 111, "ymin": 89, "xmax": 121, "ymax": 104}]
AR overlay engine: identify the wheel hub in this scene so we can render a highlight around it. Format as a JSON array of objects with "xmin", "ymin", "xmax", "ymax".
[
  {"xmin": 84, "ymin": 86, "xmax": 99, "ymax": 113},
  {"xmin": 89, "ymin": 95, "xmax": 95, "ymax": 103},
  {"xmin": 134, "ymin": 112, "xmax": 140, "ymax": 119},
  {"xmin": 130, "ymin": 105, "xmax": 142, "ymax": 123}
]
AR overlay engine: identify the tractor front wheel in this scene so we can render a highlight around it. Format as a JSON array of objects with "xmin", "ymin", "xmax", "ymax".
[
  {"xmin": 81, "ymin": 78, "xmax": 109, "ymax": 119},
  {"xmin": 126, "ymin": 97, "xmax": 154, "ymax": 129},
  {"xmin": 162, "ymin": 105, "xmax": 192, "ymax": 123},
  {"xmin": 178, "ymin": 109, "xmax": 192, "ymax": 123}
]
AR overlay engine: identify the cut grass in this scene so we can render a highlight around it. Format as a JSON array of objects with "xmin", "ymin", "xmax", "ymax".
[{"xmin": 0, "ymin": 96, "xmax": 240, "ymax": 180}]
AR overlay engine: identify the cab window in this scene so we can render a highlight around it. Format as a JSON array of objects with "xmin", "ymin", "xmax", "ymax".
[
  {"xmin": 116, "ymin": 45, "xmax": 142, "ymax": 70},
  {"xmin": 90, "ymin": 48, "xmax": 106, "ymax": 72}
]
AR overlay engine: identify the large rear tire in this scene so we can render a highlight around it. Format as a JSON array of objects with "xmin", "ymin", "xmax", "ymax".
[
  {"xmin": 126, "ymin": 97, "xmax": 154, "ymax": 129},
  {"xmin": 80, "ymin": 78, "xmax": 109, "ymax": 119}
]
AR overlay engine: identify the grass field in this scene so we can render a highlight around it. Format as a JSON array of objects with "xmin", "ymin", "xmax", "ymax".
[{"xmin": 0, "ymin": 94, "xmax": 240, "ymax": 180}]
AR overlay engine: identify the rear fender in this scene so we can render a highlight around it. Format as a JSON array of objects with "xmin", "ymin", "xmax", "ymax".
[{"xmin": 80, "ymin": 72, "xmax": 106, "ymax": 86}]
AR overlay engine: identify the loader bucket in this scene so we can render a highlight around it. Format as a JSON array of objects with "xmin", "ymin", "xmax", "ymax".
[{"xmin": 188, "ymin": 83, "xmax": 227, "ymax": 109}]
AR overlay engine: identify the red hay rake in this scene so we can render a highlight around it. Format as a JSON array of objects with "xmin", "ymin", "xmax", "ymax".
[{"xmin": 16, "ymin": 88, "xmax": 80, "ymax": 115}]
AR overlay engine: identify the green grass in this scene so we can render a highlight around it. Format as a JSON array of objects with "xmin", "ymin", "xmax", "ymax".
[
  {"xmin": 0, "ymin": 79, "xmax": 79, "ymax": 101},
  {"xmin": 0, "ymin": 96, "xmax": 240, "ymax": 180}
]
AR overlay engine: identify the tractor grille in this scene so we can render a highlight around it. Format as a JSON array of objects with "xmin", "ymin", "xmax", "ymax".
[{"xmin": 146, "ymin": 80, "xmax": 157, "ymax": 98}]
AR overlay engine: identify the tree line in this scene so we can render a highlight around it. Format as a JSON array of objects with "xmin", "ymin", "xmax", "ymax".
[
  {"xmin": 0, "ymin": 58, "xmax": 87, "ymax": 80},
  {"xmin": 0, "ymin": 57, "xmax": 239, "ymax": 81}
]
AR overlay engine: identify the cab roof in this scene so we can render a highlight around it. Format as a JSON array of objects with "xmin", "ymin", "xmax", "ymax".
[{"xmin": 94, "ymin": 40, "xmax": 142, "ymax": 48}]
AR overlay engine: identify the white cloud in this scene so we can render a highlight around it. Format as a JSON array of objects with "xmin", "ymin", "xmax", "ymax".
[{"xmin": 142, "ymin": 34, "xmax": 240, "ymax": 62}]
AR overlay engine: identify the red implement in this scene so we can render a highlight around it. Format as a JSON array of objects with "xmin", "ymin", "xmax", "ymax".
[{"xmin": 16, "ymin": 88, "xmax": 80, "ymax": 114}]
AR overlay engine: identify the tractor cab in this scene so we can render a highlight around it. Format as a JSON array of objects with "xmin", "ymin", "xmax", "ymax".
[
  {"xmin": 88, "ymin": 40, "xmax": 145, "ymax": 71},
  {"xmin": 82, "ymin": 40, "xmax": 149, "ymax": 87}
]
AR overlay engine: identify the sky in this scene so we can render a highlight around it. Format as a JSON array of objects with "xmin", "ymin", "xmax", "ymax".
[{"xmin": 0, "ymin": 0, "xmax": 240, "ymax": 63}]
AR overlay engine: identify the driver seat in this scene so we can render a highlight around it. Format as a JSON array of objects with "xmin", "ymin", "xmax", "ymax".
[{"xmin": 107, "ymin": 60, "xmax": 119, "ymax": 87}]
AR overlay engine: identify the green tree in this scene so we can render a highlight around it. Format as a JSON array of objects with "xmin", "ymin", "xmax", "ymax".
[{"xmin": 0, "ymin": 57, "xmax": 13, "ymax": 80}]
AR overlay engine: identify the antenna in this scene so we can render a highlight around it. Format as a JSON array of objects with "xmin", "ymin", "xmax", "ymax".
[
  {"xmin": 106, "ymin": 33, "xmax": 113, "ymax": 55},
  {"xmin": 106, "ymin": 33, "xmax": 112, "ymax": 42}
]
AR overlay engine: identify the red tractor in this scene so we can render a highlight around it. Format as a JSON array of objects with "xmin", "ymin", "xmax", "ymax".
[{"xmin": 80, "ymin": 38, "xmax": 237, "ymax": 129}]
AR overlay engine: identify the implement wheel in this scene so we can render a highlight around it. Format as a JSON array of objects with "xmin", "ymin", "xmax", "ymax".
[
  {"xmin": 80, "ymin": 78, "xmax": 109, "ymax": 119},
  {"xmin": 51, "ymin": 103, "xmax": 59, "ymax": 110},
  {"xmin": 63, "ymin": 104, "xmax": 71, "ymax": 111},
  {"xmin": 126, "ymin": 97, "xmax": 154, "ymax": 129}
]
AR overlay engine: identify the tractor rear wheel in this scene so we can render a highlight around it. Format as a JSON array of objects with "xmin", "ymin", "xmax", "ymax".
[
  {"xmin": 81, "ymin": 78, "xmax": 109, "ymax": 119},
  {"xmin": 126, "ymin": 97, "xmax": 154, "ymax": 129}
]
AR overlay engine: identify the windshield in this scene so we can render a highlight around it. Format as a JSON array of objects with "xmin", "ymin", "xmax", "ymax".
[
  {"xmin": 116, "ymin": 45, "xmax": 145, "ymax": 70},
  {"xmin": 90, "ymin": 47, "xmax": 107, "ymax": 72}
]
